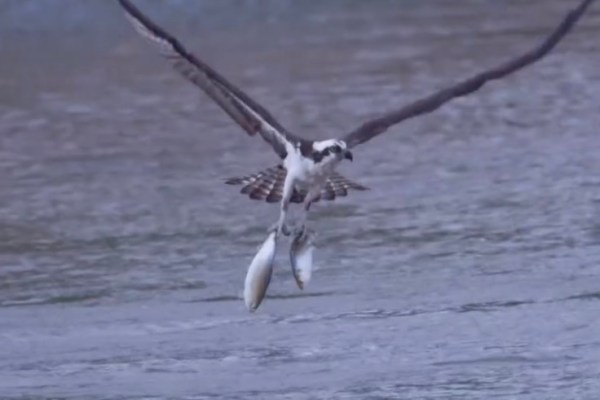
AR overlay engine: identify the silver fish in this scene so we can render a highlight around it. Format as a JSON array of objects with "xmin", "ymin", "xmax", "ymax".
[
  {"xmin": 244, "ymin": 231, "xmax": 278, "ymax": 312},
  {"xmin": 289, "ymin": 227, "xmax": 316, "ymax": 290}
]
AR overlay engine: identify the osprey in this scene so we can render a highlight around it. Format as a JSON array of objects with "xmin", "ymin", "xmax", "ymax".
[{"xmin": 117, "ymin": 0, "xmax": 593, "ymax": 236}]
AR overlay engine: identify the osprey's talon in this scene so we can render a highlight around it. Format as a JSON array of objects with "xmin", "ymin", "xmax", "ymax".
[
  {"xmin": 293, "ymin": 224, "xmax": 306, "ymax": 239},
  {"xmin": 267, "ymin": 222, "xmax": 278, "ymax": 234},
  {"xmin": 268, "ymin": 222, "xmax": 291, "ymax": 237}
]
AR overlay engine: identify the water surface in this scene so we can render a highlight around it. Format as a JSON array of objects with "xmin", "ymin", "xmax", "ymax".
[{"xmin": 1, "ymin": 1, "xmax": 600, "ymax": 399}]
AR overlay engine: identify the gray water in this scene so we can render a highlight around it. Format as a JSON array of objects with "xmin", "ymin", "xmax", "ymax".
[{"xmin": 1, "ymin": 1, "xmax": 600, "ymax": 399}]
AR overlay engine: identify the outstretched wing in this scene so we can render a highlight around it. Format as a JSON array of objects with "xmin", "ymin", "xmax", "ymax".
[
  {"xmin": 341, "ymin": 0, "xmax": 594, "ymax": 149},
  {"xmin": 117, "ymin": 0, "xmax": 303, "ymax": 159}
]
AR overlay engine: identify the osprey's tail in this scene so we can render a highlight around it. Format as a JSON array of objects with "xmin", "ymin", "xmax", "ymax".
[{"xmin": 225, "ymin": 165, "xmax": 368, "ymax": 204}]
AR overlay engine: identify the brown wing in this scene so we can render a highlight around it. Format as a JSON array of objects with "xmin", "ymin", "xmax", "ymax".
[
  {"xmin": 341, "ymin": 0, "xmax": 594, "ymax": 149},
  {"xmin": 117, "ymin": 0, "xmax": 305, "ymax": 159}
]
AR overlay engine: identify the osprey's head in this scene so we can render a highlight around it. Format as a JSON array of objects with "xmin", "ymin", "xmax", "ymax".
[{"xmin": 311, "ymin": 139, "xmax": 353, "ymax": 164}]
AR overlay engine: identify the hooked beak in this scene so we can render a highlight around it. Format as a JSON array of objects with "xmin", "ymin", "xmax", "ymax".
[{"xmin": 344, "ymin": 150, "xmax": 353, "ymax": 162}]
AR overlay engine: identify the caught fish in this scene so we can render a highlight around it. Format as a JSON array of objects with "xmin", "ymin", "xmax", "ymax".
[
  {"xmin": 244, "ymin": 231, "xmax": 278, "ymax": 312},
  {"xmin": 289, "ymin": 227, "xmax": 316, "ymax": 290}
]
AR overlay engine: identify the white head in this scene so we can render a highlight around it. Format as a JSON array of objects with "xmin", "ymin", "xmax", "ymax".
[{"xmin": 310, "ymin": 139, "xmax": 353, "ymax": 165}]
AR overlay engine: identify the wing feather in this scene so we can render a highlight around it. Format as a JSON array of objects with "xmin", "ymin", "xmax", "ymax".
[
  {"xmin": 117, "ymin": 0, "xmax": 304, "ymax": 158},
  {"xmin": 341, "ymin": 0, "xmax": 594, "ymax": 148}
]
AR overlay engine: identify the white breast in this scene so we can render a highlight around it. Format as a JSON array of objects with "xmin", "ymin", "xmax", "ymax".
[{"xmin": 284, "ymin": 148, "xmax": 337, "ymax": 188}]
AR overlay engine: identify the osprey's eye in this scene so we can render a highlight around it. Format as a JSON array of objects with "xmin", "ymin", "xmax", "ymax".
[
  {"xmin": 331, "ymin": 145, "xmax": 342, "ymax": 154},
  {"xmin": 322, "ymin": 148, "xmax": 330, "ymax": 156}
]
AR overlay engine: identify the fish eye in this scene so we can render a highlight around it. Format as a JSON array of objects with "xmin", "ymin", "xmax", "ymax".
[{"xmin": 330, "ymin": 145, "xmax": 341, "ymax": 154}]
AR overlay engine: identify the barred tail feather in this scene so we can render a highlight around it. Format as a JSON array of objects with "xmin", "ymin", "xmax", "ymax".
[
  {"xmin": 316, "ymin": 172, "xmax": 368, "ymax": 202},
  {"xmin": 225, "ymin": 165, "xmax": 289, "ymax": 203},
  {"xmin": 225, "ymin": 166, "xmax": 368, "ymax": 204}
]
